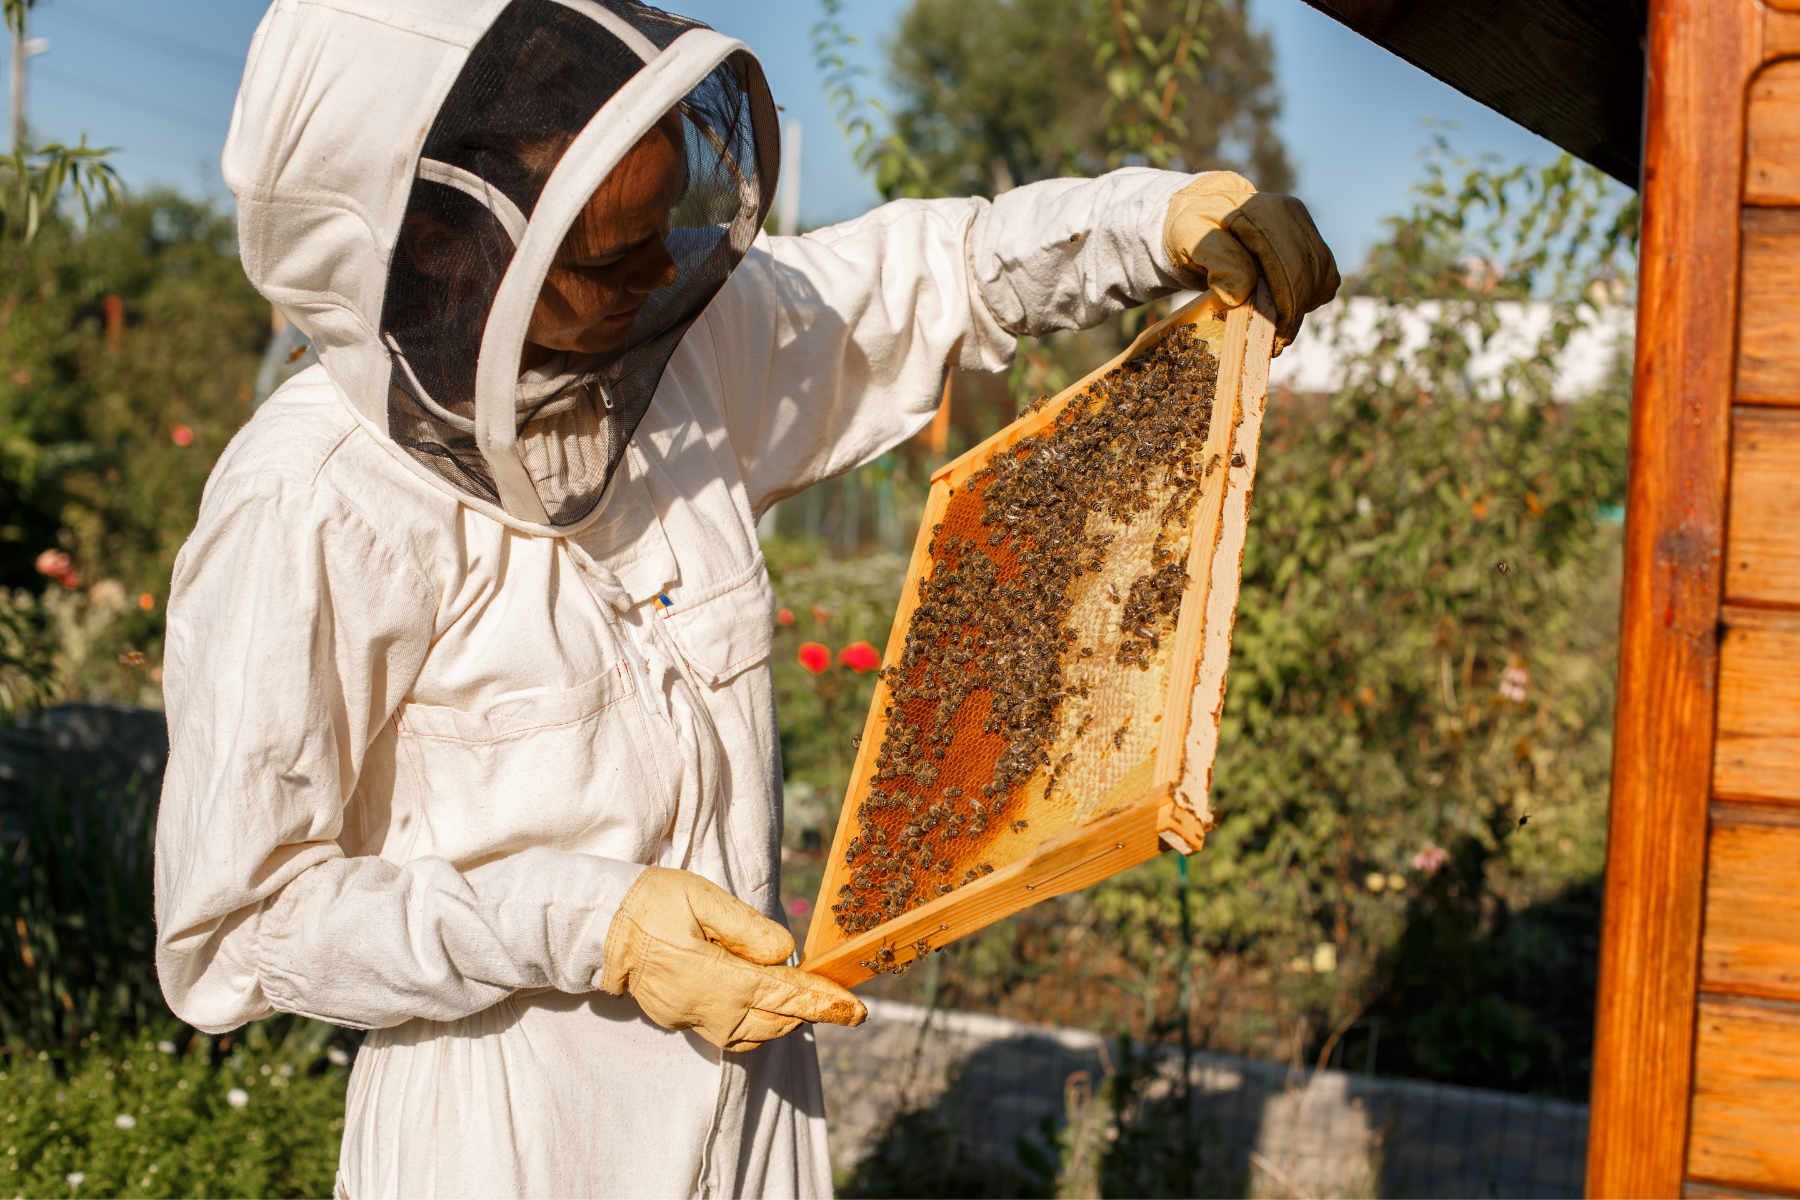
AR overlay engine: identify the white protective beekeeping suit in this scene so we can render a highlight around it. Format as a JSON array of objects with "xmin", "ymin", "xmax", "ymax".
[{"xmin": 154, "ymin": 1, "xmax": 1218, "ymax": 1196}]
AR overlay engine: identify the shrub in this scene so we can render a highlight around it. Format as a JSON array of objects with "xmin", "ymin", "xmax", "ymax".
[{"xmin": 0, "ymin": 1021, "xmax": 348, "ymax": 1199}]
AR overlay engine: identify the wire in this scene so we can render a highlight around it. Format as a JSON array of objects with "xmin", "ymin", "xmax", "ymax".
[
  {"xmin": 52, "ymin": 2, "xmax": 243, "ymax": 73},
  {"xmin": 34, "ymin": 62, "xmax": 222, "ymax": 135}
]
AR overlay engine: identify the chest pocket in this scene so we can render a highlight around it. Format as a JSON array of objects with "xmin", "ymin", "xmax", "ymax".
[
  {"xmin": 384, "ymin": 660, "xmax": 673, "ymax": 867},
  {"xmin": 657, "ymin": 559, "xmax": 775, "ymax": 687}
]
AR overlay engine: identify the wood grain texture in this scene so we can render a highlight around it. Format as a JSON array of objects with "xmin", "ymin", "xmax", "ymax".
[
  {"xmin": 1725, "ymin": 406, "xmax": 1800, "ymax": 604},
  {"xmin": 1735, "ymin": 208, "xmax": 1800, "ymax": 405},
  {"xmin": 1686, "ymin": 995, "xmax": 1800, "ymax": 1193},
  {"xmin": 1713, "ymin": 605, "xmax": 1800, "ymax": 805},
  {"xmin": 803, "ymin": 795, "xmax": 1169, "ymax": 987},
  {"xmin": 1701, "ymin": 810, "xmax": 1800, "ymax": 1003},
  {"xmin": 1294, "ymin": 0, "xmax": 1645, "ymax": 185},
  {"xmin": 1587, "ymin": 1, "xmax": 1757, "ymax": 1195},
  {"xmin": 1177, "ymin": 284, "xmax": 1277, "ymax": 829},
  {"xmin": 1153, "ymin": 300, "xmax": 1253, "ymax": 796},
  {"xmin": 1745, "ymin": 61, "xmax": 1800, "ymax": 205}
]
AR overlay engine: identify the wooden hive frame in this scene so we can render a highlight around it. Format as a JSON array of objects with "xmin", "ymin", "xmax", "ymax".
[{"xmin": 801, "ymin": 284, "xmax": 1277, "ymax": 987}]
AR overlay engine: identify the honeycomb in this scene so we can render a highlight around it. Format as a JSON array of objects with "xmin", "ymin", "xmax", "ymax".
[{"xmin": 830, "ymin": 321, "xmax": 1228, "ymax": 937}]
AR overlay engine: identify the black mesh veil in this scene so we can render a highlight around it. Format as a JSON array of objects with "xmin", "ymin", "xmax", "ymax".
[{"xmin": 379, "ymin": 0, "xmax": 777, "ymax": 527}]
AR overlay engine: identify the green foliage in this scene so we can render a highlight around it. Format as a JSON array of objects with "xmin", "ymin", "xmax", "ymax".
[
  {"xmin": 765, "ymin": 536, "xmax": 907, "ymax": 815},
  {"xmin": 853, "ymin": 150, "xmax": 1632, "ymax": 1119},
  {"xmin": 0, "ymin": 708, "xmax": 168, "ymax": 1051},
  {"xmin": 811, "ymin": 0, "xmax": 935, "ymax": 200},
  {"xmin": 884, "ymin": 0, "xmax": 1291, "ymax": 196},
  {"xmin": 0, "ymin": 1023, "xmax": 348, "ymax": 1199},
  {"xmin": 0, "ymin": 589, "xmax": 55, "ymax": 717},
  {"xmin": 0, "ymin": 139, "xmax": 122, "ymax": 244},
  {"xmin": 1081, "ymin": 151, "xmax": 1631, "ymax": 1099},
  {"xmin": 0, "ymin": 191, "xmax": 268, "ymax": 696},
  {"xmin": 1091, "ymin": 0, "xmax": 1208, "ymax": 169}
]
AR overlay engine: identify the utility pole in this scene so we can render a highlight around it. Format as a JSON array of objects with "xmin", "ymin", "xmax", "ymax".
[
  {"xmin": 9, "ymin": 6, "xmax": 48, "ymax": 154},
  {"xmin": 776, "ymin": 119, "xmax": 802, "ymax": 237}
]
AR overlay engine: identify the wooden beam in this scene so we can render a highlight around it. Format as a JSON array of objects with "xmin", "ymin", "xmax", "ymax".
[
  {"xmin": 1295, "ymin": 0, "xmax": 1646, "ymax": 186},
  {"xmin": 1585, "ymin": 1, "xmax": 1758, "ymax": 1194}
]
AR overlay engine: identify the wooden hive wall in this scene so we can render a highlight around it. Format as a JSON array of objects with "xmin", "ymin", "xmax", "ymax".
[
  {"xmin": 1679, "ymin": 38, "xmax": 1800, "ymax": 1200},
  {"xmin": 801, "ymin": 289, "xmax": 1275, "ymax": 986},
  {"xmin": 1593, "ymin": 7, "xmax": 1800, "ymax": 1196}
]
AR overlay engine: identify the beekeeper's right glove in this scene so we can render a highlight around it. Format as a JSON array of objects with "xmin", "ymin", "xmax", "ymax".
[
  {"xmin": 600, "ymin": 866, "xmax": 866, "ymax": 1051},
  {"xmin": 1163, "ymin": 170, "xmax": 1339, "ymax": 355}
]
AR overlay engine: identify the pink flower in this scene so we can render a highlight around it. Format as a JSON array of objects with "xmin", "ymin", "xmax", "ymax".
[
  {"xmin": 838, "ymin": 641, "xmax": 880, "ymax": 673},
  {"xmin": 1499, "ymin": 664, "xmax": 1529, "ymax": 703},
  {"xmin": 1411, "ymin": 844, "xmax": 1451, "ymax": 876},
  {"xmin": 776, "ymin": 608, "xmax": 795, "ymax": 626},
  {"xmin": 798, "ymin": 642, "xmax": 830, "ymax": 675},
  {"xmin": 786, "ymin": 897, "xmax": 811, "ymax": 916},
  {"xmin": 34, "ymin": 549, "xmax": 70, "ymax": 578},
  {"xmin": 170, "ymin": 423, "xmax": 194, "ymax": 447}
]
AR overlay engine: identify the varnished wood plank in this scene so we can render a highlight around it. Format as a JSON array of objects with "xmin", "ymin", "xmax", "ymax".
[
  {"xmin": 1746, "ymin": 62, "xmax": 1800, "ymax": 206},
  {"xmin": 1726, "ymin": 407, "xmax": 1800, "ymax": 604},
  {"xmin": 1736, "ymin": 209, "xmax": 1800, "ymax": 405},
  {"xmin": 1701, "ymin": 812, "xmax": 1800, "ymax": 1002},
  {"xmin": 1714, "ymin": 605, "xmax": 1800, "ymax": 805},
  {"xmin": 1588, "ymin": 1, "xmax": 1758, "ymax": 1195},
  {"xmin": 1294, "ymin": 0, "xmax": 1645, "ymax": 185},
  {"xmin": 1687, "ymin": 996, "xmax": 1800, "ymax": 1193}
]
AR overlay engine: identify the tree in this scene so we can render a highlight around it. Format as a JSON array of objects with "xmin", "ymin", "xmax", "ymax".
[
  {"xmin": 885, "ymin": 0, "xmax": 1292, "ymax": 197},
  {"xmin": 0, "ymin": 192, "xmax": 269, "ymax": 710}
]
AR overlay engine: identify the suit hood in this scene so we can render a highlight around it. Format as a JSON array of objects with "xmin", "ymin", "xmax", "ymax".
[{"xmin": 225, "ymin": 0, "xmax": 778, "ymax": 532}]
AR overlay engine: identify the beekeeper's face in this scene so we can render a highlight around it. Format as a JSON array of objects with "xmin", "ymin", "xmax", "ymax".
[{"xmin": 522, "ymin": 113, "xmax": 686, "ymax": 366}]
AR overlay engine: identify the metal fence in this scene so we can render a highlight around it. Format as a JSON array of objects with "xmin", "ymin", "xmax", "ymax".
[{"xmin": 815, "ymin": 998, "xmax": 1588, "ymax": 1198}]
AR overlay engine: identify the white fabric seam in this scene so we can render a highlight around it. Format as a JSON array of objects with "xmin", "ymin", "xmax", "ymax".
[
  {"xmin": 416, "ymin": 158, "xmax": 529, "ymax": 245},
  {"xmin": 545, "ymin": 0, "xmax": 662, "ymax": 62}
]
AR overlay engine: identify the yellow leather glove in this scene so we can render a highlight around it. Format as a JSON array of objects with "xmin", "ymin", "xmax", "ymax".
[
  {"xmin": 1163, "ymin": 170, "xmax": 1340, "ymax": 354},
  {"xmin": 600, "ymin": 866, "xmax": 866, "ymax": 1051}
]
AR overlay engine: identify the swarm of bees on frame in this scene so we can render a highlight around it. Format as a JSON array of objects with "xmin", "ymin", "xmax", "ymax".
[{"xmin": 831, "ymin": 324, "xmax": 1223, "ymax": 938}]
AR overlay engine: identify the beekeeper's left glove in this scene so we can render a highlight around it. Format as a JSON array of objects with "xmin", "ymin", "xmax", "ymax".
[
  {"xmin": 1163, "ymin": 170, "xmax": 1340, "ymax": 354},
  {"xmin": 600, "ymin": 866, "xmax": 866, "ymax": 1051}
]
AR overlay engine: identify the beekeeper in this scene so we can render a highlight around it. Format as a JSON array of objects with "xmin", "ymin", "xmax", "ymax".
[{"xmin": 153, "ymin": 0, "xmax": 1338, "ymax": 1196}]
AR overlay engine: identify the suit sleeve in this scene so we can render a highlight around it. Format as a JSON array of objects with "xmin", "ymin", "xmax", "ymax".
[
  {"xmin": 153, "ymin": 471, "xmax": 642, "ymax": 1032},
  {"xmin": 704, "ymin": 167, "xmax": 1199, "ymax": 513}
]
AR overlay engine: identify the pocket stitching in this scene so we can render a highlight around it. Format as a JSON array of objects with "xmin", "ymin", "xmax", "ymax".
[
  {"xmin": 660, "ymin": 578, "xmax": 772, "ymax": 680},
  {"xmin": 395, "ymin": 660, "xmax": 636, "ymax": 744}
]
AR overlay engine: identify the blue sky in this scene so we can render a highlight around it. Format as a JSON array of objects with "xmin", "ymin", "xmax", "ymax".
[{"xmin": 15, "ymin": 0, "xmax": 1572, "ymax": 270}]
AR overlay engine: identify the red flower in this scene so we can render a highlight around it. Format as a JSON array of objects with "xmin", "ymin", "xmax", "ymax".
[
  {"xmin": 776, "ymin": 607, "xmax": 795, "ymax": 626},
  {"xmin": 838, "ymin": 641, "xmax": 880, "ymax": 673},
  {"xmin": 170, "ymin": 424, "xmax": 194, "ymax": 447},
  {"xmin": 34, "ymin": 549, "xmax": 70, "ymax": 579},
  {"xmin": 811, "ymin": 603, "xmax": 831, "ymax": 624},
  {"xmin": 798, "ymin": 642, "xmax": 830, "ymax": 675}
]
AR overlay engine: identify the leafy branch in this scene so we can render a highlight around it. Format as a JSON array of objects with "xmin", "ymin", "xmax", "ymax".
[
  {"xmin": 0, "ymin": 136, "xmax": 121, "ymax": 241},
  {"xmin": 810, "ymin": 0, "xmax": 934, "ymax": 200},
  {"xmin": 3, "ymin": 0, "xmax": 34, "ymax": 39},
  {"xmin": 1091, "ymin": 0, "xmax": 1210, "ymax": 168}
]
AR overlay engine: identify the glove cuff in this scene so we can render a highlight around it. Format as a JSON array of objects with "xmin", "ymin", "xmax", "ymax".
[{"xmin": 599, "ymin": 866, "xmax": 667, "ymax": 995}]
